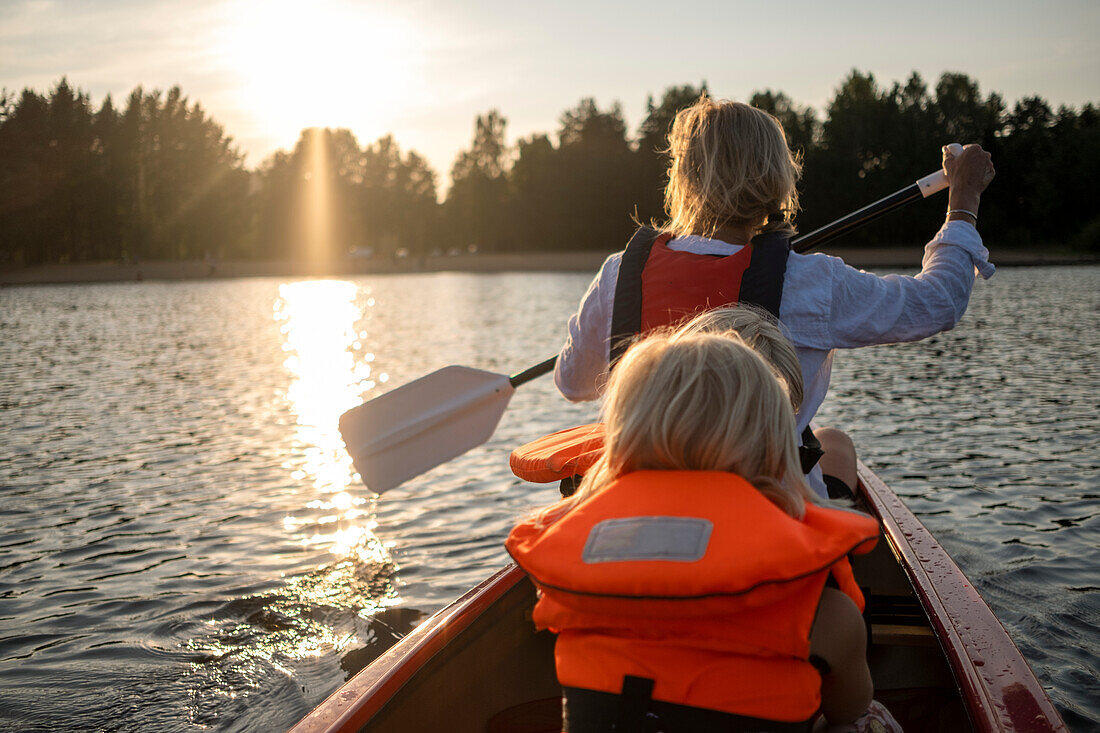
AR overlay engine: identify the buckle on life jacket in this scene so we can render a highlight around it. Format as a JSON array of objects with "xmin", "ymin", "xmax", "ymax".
[{"xmin": 619, "ymin": 675, "xmax": 656, "ymax": 731}]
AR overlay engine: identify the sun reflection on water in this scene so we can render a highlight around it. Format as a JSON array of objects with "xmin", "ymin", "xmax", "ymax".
[
  {"xmin": 179, "ymin": 280, "xmax": 403, "ymax": 718},
  {"xmin": 276, "ymin": 280, "xmax": 363, "ymax": 494},
  {"xmin": 272, "ymin": 278, "xmax": 399, "ymax": 605}
]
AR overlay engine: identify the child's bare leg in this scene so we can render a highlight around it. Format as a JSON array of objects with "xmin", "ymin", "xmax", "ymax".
[{"xmin": 815, "ymin": 426, "xmax": 858, "ymax": 497}]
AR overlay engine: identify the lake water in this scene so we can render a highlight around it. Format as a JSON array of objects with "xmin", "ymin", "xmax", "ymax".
[{"xmin": 0, "ymin": 266, "xmax": 1096, "ymax": 731}]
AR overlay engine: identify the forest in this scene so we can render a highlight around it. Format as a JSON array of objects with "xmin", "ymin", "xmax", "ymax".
[{"xmin": 1, "ymin": 71, "xmax": 1098, "ymax": 268}]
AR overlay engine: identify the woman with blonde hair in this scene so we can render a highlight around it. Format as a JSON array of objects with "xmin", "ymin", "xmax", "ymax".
[
  {"xmin": 664, "ymin": 98, "xmax": 803, "ymax": 239},
  {"xmin": 554, "ymin": 95, "xmax": 995, "ymax": 497},
  {"xmin": 508, "ymin": 332, "xmax": 892, "ymax": 731}
]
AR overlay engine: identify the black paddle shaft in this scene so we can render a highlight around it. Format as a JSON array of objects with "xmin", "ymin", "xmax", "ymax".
[
  {"xmin": 510, "ymin": 356, "xmax": 557, "ymax": 387},
  {"xmin": 791, "ymin": 183, "xmax": 925, "ymax": 253}
]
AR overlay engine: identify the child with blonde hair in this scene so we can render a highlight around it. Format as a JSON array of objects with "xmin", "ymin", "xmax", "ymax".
[
  {"xmin": 508, "ymin": 331, "xmax": 895, "ymax": 731},
  {"xmin": 511, "ymin": 305, "xmax": 858, "ymax": 499}
]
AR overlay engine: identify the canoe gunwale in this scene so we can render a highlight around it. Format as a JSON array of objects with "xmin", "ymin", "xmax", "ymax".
[{"xmin": 855, "ymin": 462, "xmax": 1066, "ymax": 732}]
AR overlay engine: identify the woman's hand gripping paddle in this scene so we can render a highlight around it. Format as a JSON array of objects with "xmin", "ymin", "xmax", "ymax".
[{"xmin": 340, "ymin": 145, "xmax": 963, "ymax": 492}]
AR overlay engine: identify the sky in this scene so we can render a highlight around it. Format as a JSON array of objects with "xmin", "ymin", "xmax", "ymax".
[{"xmin": 2, "ymin": 0, "xmax": 1098, "ymax": 186}]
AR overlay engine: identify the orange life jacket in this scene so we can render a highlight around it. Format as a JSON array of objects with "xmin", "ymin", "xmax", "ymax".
[
  {"xmin": 506, "ymin": 470, "xmax": 880, "ymax": 723},
  {"xmin": 609, "ymin": 227, "xmax": 790, "ymax": 363}
]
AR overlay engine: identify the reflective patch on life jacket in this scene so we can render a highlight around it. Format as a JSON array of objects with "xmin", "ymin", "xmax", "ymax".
[{"xmin": 582, "ymin": 516, "xmax": 713, "ymax": 564}]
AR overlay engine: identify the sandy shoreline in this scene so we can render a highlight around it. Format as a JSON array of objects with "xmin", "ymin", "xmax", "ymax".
[{"xmin": 1, "ymin": 247, "xmax": 1095, "ymax": 286}]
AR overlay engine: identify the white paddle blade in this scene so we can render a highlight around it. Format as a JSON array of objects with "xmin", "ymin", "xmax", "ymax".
[{"xmin": 339, "ymin": 365, "xmax": 515, "ymax": 493}]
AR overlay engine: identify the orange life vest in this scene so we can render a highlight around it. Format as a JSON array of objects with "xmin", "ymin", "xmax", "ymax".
[
  {"xmin": 506, "ymin": 470, "xmax": 879, "ymax": 723},
  {"xmin": 609, "ymin": 227, "xmax": 790, "ymax": 364},
  {"xmin": 640, "ymin": 232, "xmax": 755, "ymax": 330}
]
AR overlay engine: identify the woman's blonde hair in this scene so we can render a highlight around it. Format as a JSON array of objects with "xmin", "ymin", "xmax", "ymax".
[
  {"xmin": 540, "ymin": 331, "xmax": 812, "ymax": 525},
  {"xmin": 674, "ymin": 305, "xmax": 804, "ymax": 412},
  {"xmin": 663, "ymin": 96, "xmax": 802, "ymax": 239}
]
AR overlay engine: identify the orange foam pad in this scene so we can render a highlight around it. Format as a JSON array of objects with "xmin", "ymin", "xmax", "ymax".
[{"xmin": 510, "ymin": 423, "xmax": 606, "ymax": 483}]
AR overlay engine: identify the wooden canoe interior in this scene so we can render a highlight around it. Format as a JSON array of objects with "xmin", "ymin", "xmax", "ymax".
[{"xmin": 355, "ymin": 531, "xmax": 971, "ymax": 732}]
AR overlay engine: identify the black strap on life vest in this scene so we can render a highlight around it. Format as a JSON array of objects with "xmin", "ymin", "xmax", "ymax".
[
  {"xmin": 618, "ymin": 675, "xmax": 655, "ymax": 730},
  {"xmin": 738, "ymin": 229, "xmax": 791, "ymax": 319},
  {"xmin": 562, "ymin": 677, "xmax": 814, "ymax": 732},
  {"xmin": 608, "ymin": 226, "xmax": 661, "ymax": 366},
  {"xmin": 608, "ymin": 228, "xmax": 791, "ymax": 367}
]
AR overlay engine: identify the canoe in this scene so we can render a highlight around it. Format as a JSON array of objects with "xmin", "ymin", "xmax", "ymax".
[{"xmin": 290, "ymin": 460, "xmax": 1067, "ymax": 733}]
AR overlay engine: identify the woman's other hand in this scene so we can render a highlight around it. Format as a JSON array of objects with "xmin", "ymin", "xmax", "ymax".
[{"xmin": 944, "ymin": 144, "xmax": 995, "ymax": 222}]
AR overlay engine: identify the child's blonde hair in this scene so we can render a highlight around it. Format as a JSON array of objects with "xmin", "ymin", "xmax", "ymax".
[
  {"xmin": 674, "ymin": 305, "xmax": 804, "ymax": 412},
  {"xmin": 542, "ymin": 331, "xmax": 812, "ymax": 525},
  {"xmin": 664, "ymin": 97, "xmax": 802, "ymax": 239}
]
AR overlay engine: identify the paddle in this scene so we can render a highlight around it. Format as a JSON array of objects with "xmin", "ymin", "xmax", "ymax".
[
  {"xmin": 339, "ymin": 360, "xmax": 556, "ymax": 493},
  {"xmin": 340, "ymin": 145, "xmax": 962, "ymax": 492}
]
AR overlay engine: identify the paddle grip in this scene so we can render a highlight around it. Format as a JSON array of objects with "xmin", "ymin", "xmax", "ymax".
[{"xmin": 916, "ymin": 143, "xmax": 964, "ymax": 197}]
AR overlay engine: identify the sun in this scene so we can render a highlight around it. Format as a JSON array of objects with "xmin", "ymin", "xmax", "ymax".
[{"xmin": 214, "ymin": 0, "xmax": 420, "ymax": 145}]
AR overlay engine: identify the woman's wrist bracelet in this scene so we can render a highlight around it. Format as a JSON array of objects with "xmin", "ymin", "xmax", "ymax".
[{"xmin": 947, "ymin": 208, "xmax": 978, "ymax": 222}]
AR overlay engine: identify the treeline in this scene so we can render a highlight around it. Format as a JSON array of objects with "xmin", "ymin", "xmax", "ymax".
[
  {"xmin": 0, "ymin": 81, "xmax": 251, "ymax": 265},
  {"xmin": 2, "ymin": 72, "xmax": 1098, "ymax": 267}
]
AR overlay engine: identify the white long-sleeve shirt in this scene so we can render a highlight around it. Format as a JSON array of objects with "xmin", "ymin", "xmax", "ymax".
[{"xmin": 554, "ymin": 221, "xmax": 994, "ymax": 494}]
